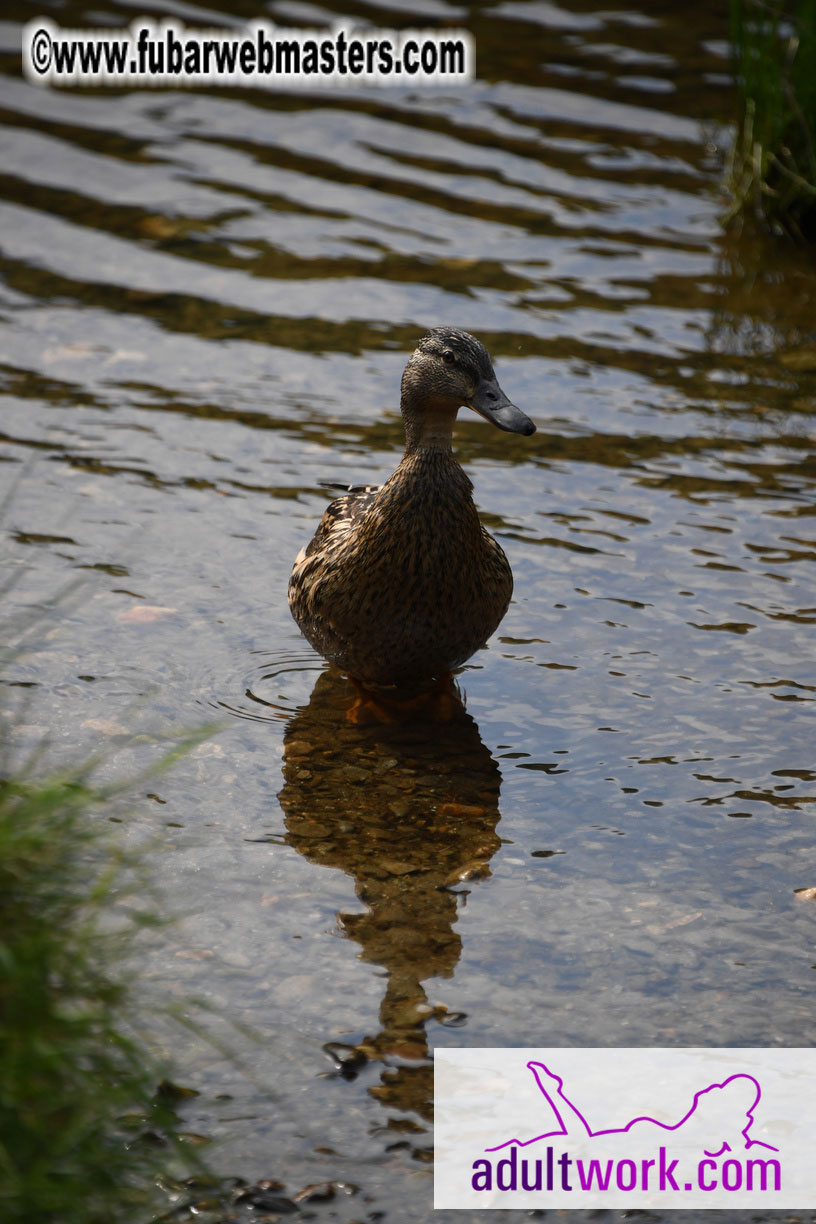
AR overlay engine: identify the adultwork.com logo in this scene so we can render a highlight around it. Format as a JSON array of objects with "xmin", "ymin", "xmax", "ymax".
[
  {"xmin": 475, "ymin": 1060, "xmax": 779, "ymax": 1195},
  {"xmin": 435, "ymin": 1048, "xmax": 814, "ymax": 1210}
]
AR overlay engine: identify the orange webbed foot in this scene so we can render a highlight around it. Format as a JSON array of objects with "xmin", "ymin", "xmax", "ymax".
[{"xmin": 346, "ymin": 673, "xmax": 462, "ymax": 724}]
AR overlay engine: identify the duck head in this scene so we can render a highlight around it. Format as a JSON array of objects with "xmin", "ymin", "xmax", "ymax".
[{"xmin": 401, "ymin": 327, "xmax": 535, "ymax": 450}]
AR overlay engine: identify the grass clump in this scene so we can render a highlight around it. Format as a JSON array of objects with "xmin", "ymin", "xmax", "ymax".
[
  {"xmin": 727, "ymin": 0, "xmax": 816, "ymax": 237},
  {"xmin": 0, "ymin": 747, "xmax": 204, "ymax": 1224}
]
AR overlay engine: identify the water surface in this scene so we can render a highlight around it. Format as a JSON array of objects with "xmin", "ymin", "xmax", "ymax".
[{"xmin": 2, "ymin": 1, "xmax": 816, "ymax": 1220}]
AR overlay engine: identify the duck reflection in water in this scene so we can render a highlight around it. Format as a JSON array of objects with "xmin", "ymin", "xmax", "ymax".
[{"xmin": 278, "ymin": 668, "xmax": 502, "ymax": 1149}]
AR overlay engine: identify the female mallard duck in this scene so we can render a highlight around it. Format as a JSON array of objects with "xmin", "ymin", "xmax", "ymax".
[{"xmin": 289, "ymin": 327, "xmax": 535, "ymax": 697}]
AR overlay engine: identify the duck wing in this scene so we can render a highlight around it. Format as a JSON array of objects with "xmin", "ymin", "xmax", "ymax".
[{"xmin": 301, "ymin": 482, "xmax": 382, "ymax": 560}]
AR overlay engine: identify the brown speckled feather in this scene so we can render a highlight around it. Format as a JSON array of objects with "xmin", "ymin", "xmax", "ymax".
[{"xmin": 289, "ymin": 452, "xmax": 512, "ymax": 686}]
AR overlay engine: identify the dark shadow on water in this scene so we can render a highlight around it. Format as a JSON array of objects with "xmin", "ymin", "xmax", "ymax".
[{"xmin": 278, "ymin": 668, "xmax": 502, "ymax": 1141}]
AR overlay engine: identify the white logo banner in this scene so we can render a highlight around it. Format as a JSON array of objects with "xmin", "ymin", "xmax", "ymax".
[{"xmin": 435, "ymin": 1048, "xmax": 816, "ymax": 1209}]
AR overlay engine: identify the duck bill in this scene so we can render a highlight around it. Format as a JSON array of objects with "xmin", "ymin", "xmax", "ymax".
[{"xmin": 467, "ymin": 377, "xmax": 536, "ymax": 435}]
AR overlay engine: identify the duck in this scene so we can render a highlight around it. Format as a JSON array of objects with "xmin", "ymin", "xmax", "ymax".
[{"xmin": 288, "ymin": 327, "xmax": 535, "ymax": 704}]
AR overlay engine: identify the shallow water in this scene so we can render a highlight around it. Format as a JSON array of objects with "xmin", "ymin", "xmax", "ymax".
[{"xmin": 2, "ymin": 0, "xmax": 816, "ymax": 1219}]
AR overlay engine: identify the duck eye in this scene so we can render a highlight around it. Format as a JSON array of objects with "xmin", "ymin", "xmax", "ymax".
[{"xmin": 442, "ymin": 349, "xmax": 456, "ymax": 364}]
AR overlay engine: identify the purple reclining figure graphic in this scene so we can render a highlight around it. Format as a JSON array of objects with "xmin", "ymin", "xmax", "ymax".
[{"xmin": 486, "ymin": 1061, "xmax": 779, "ymax": 1158}]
